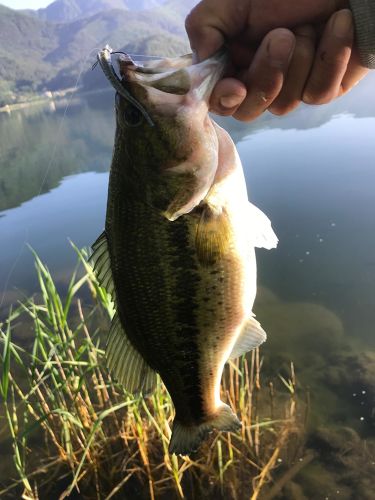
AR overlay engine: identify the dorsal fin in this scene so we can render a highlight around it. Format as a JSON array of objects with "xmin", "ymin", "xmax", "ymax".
[
  {"xmin": 91, "ymin": 231, "xmax": 116, "ymax": 300},
  {"xmin": 229, "ymin": 317, "xmax": 267, "ymax": 359},
  {"xmin": 91, "ymin": 232, "xmax": 157, "ymax": 395}
]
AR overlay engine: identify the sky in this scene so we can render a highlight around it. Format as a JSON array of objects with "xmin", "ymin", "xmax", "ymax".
[{"xmin": 1, "ymin": 0, "xmax": 51, "ymax": 9}]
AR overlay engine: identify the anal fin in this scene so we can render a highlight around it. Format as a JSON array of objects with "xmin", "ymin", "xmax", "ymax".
[
  {"xmin": 229, "ymin": 317, "xmax": 267, "ymax": 359},
  {"xmin": 107, "ymin": 314, "xmax": 157, "ymax": 395}
]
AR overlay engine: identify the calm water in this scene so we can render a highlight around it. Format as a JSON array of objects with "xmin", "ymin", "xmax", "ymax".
[{"xmin": 1, "ymin": 75, "xmax": 375, "ymax": 495}]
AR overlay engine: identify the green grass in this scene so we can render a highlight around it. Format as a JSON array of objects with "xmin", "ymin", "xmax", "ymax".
[{"xmin": 0, "ymin": 246, "xmax": 303, "ymax": 499}]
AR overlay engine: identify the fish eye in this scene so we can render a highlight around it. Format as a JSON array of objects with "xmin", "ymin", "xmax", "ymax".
[
  {"xmin": 123, "ymin": 104, "xmax": 143, "ymax": 127},
  {"xmin": 115, "ymin": 93, "xmax": 144, "ymax": 127}
]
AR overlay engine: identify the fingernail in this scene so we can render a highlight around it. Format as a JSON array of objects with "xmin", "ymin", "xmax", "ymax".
[
  {"xmin": 219, "ymin": 94, "xmax": 244, "ymax": 109},
  {"xmin": 268, "ymin": 35, "xmax": 295, "ymax": 69},
  {"xmin": 333, "ymin": 9, "xmax": 353, "ymax": 38}
]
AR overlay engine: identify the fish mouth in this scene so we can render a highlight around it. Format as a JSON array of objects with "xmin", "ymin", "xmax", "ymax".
[
  {"xmin": 96, "ymin": 45, "xmax": 155, "ymax": 126},
  {"xmin": 96, "ymin": 45, "xmax": 227, "ymax": 120}
]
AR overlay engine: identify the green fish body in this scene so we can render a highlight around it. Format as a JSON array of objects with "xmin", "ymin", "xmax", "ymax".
[{"xmin": 93, "ymin": 48, "xmax": 277, "ymax": 455}]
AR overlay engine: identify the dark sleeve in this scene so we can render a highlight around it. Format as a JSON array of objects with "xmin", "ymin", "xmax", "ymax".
[{"xmin": 349, "ymin": 0, "xmax": 375, "ymax": 68}]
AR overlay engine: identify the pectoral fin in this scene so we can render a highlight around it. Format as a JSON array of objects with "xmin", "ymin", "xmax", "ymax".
[
  {"xmin": 229, "ymin": 317, "xmax": 267, "ymax": 359},
  {"xmin": 248, "ymin": 202, "xmax": 278, "ymax": 249},
  {"xmin": 195, "ymin": 203, "xmax": 232, "ymax": 266}
]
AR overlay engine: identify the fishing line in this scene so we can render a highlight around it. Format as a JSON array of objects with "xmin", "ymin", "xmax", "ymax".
[
  {"xmin": 0, "ymin": 46, "xmax": 104, "ymax": 311},
  {"xmin": 92, "ymin": 52, "xmax": 167, "ymax": 70},
  {"xmin": 37, "ymin": 46, "xmax": 104, "ymax": 196},
  {"xmin": 123, "ymin": 53, "xmax": 168, "ymax": 59},
  {"xmin": 0, "ymin": 228, "xmax": 29, "ymax": 311},
  {"xmin": 1, "ymin": 46, "xmax": 168, "ymax": 312},
  {"xmin": 39, "ymin": 47, "xmax": 167, "ymax": 195}
]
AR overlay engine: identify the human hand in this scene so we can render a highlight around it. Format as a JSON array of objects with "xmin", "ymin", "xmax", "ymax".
[{"xmin": 186, "ymin": 0, "xmax": 369, "ymax": 120}]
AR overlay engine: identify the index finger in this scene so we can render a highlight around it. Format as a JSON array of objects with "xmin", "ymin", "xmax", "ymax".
[{"xmin": 186, "ymin": 0, "xmax": 347, "ymax": 61}]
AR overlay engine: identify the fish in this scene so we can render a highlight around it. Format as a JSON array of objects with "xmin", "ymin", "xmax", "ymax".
[{"xmin": 92, "ymin": 46, "xmax": 278, "ymax": 456}]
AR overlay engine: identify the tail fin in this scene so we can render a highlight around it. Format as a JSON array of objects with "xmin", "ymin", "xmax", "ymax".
[{"xmin": 169, "ymin": 403, "xmax": 241, "ymax": 456}]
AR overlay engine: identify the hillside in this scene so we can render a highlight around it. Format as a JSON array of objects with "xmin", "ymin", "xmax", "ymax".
[
  {"xmin": 0, "ymin": 5, "xmax": 59, "ymax": 103},
  {"xmin": 23, "ymin": 0, "xmax": 167, "ymax": 23},
  {"xmin": 0, "ymin": 0, "xmax": 198, "ymax": 105}
]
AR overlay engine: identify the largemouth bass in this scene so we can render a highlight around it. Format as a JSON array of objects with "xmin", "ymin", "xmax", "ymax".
[{"xmin": 93, "ymin": 46, "xmax": 278, "ymax": 455}]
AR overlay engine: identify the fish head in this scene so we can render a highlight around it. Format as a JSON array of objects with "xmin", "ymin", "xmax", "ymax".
[{"xmin": 99, "ymin": 47, "xmax": 227, "ymax": 219}]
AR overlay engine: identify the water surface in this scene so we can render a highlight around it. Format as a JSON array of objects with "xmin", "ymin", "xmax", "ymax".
[{"xmin": 1, "ymin": 74, "xmax": 375, "ymax": 495}]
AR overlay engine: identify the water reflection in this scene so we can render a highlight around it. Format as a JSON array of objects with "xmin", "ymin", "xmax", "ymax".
[
  {"xmin": 0, "ymin": 67, "xmax": 374, "ymax": 497},
  {"xmin": 217, "ymin": 71, "xmax": 375, "ymax": 140},
  {"xmin": 0, "ymin": 74, "xmax": 374, "ymax": 325},
  {"xmin": 244, "ymin": 112, "xmax": 375, "ymax": 346},
  {"xmin": 1, "ymin": 73, "xmax": 374, "ymax": 212},
  {"xmin": 0, "ymin": 172, "xmax": 108, "ymax": 309},
  {"xmin": 0, "ymin": 93, "xmax": 115, "ymax": 211}
]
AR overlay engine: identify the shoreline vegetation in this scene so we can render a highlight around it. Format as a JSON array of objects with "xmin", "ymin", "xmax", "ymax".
[
  {"xmin": 0, "ymin": 247, "xmax": 306, "ymax": 499},
  {"xmin": 0, "ymin": 87, "xmax": 91, "ymax": 114},
  {"xmin": 0, "ymin": 2, "xmax": 194, "ymax": 114}
]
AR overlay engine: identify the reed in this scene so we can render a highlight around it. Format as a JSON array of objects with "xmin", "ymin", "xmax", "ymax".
[{"xmin": 0, "ymin": 246, "xmax": 303, "ymax": 499}]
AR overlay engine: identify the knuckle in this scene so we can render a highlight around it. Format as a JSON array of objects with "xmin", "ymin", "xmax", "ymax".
[
  {"xmin": 233, "ymin": 106, "xmax": 260, "ymax": 123},
  {"xmin": 303, "ymin": 71, "xmax": 341, "ymax": 104},
  {"xmin": 339, "ymin": 81, "xmax": 355, "ymax": 95},
  {"xmin": 338, "ymin": 84, "xmax": 346, "ymax": 96},
  {"xmin": 269, "ymin": 99, "xmax": 300, "ymax": 116},
  {"xmin": 252, "ymin": 75, "xmax": 282, "ymax": 98},
  {"xmin": 185, "ymin": 9, "xmax": 200, "ymax": 35},
  {"xmin": 267, "ymin": 105, "xmax": 288, "ymax": 116},
  {"xmin": 184, "ymin": 12, "xmax": 195, "ymax": 33},
  {"xmin": 294, "ymin": 24, "xmax": 316, "ymax": 40},
  {"xmin": 340, "ymin": 81, "xmax": 350, "ymax": 94},
  {"xmin": 254, "ymin": 90, "xmax": 273, "ymax": 104},
  {"xmin": 318, "ymin": 47, "xmax": 351, "ymax": 69},
  {"xmin": 212, "ymin": 106, "xmax": 237, "ymax": 117},
  {"xmin": 292, "ymin": 41, "xmax": 314, "ymax": 63},
  {"xmin": 303, "ymin": 87, "xmax": 336, "ymax": 105}
]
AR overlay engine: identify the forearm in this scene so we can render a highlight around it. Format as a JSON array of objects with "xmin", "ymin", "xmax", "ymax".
[{"xmin": 349, "ymin": 0, "xmax": 375, "ymax": 68}]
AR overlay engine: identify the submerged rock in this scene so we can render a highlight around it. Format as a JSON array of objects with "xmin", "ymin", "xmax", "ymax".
[
  {"xmin": 300, "ymin": 426, "xmax": 375, "ymax": 500},
  {"xmin": 254, "ymin": 287, "xmax": 345, "ymax": 372},
  {"xmin": 323, "ymin": 352, "xmax": 375, "ymax": 433}
]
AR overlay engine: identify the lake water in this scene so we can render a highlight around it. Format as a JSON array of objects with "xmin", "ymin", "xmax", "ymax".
[{"xmin": 1, "ymin": 75, "xmax": 375, "ymax": 496}]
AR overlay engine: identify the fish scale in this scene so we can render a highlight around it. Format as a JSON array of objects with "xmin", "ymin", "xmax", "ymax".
[
  {"xmin": 107, "ymin": 194, "xmax": 249, "ymax": 423},
  {"xmin": 108, "ymin": 199, "xmax": 206, "ymax": 422}
]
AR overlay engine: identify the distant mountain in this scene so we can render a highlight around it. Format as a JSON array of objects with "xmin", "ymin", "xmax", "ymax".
[
  {"xmin": 0, "ymin": 4, "xmax": 59, "ymax": 99},
  {"xmin": 0, "ymin": 0, "xmax": 198, "ymax": 105},
  {"xmin": 23, "ymin": 0, "xmax": 167, "ymax": 23}
]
